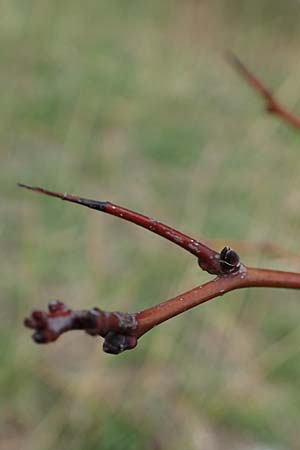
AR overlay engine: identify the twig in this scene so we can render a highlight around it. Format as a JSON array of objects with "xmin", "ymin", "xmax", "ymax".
[
  {"xmin": 228, "ymin": 51, "xmax": 300, "ymax": 129},
  {"xmin": 24, "ymin": 268, "xmax": 300, "ymax": 354},
  {"xmin": 20, "ymin": 185, "xmax": 300, "ymax": 355},
  {"xmin": 18, "ymin": 183, "xmax": 224, "ymax": 275}
]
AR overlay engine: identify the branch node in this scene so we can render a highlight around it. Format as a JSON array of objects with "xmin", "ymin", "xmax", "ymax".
[{"xmin": 24, "ymin": 302, "xmax": 139, "ymax": 353}]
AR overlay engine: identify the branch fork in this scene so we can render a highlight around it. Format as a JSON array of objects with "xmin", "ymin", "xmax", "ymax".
[{"xmin": 19, "ymin": 182, "xmax": 300, "ymax": 355}]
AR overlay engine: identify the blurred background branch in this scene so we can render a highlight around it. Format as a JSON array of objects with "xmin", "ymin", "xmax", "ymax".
[{"xmin": 228, "ymin": 52, "xmax": 300, "ymax": 129}]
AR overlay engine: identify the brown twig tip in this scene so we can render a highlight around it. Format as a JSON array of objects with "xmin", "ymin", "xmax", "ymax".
[
  {"xmin": 227, "ymin": 50, "xmax": 300, "ymax": 129},
  {"xmin": 226, "ymin": 51, "xmax": 273, "ymax": 100},
  {"xmin": 24, "ymin": 301, "xmax": 139, "ymax": 354}
]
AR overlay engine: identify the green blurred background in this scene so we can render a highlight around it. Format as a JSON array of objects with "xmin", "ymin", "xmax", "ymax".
[{"xmin": 2, "ymin": 1, "xmax": 300, "ymax": 449}]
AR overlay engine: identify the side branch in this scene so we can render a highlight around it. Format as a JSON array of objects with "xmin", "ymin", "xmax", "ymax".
[
  {"xmin": 228, "ymin": 51, "xmax": 300, "ymax": 129},
  {"xmin": 18, "ymin": 183, "xmax": 224, "ymax": 275}
]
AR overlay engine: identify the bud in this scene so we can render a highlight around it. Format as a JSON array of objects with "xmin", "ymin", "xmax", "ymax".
[{"xmin": 219, "ymin": 246, "xmax": 240, "ymax": 274}]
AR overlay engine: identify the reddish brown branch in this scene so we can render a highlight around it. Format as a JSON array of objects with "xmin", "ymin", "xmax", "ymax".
[
  {"xmin": 228, "ymin": 51, "xmax": 300, "ymax": 129},
  {"xmin": 20, "ymin": 184, "xmax": 300, "ymax": 355},
  {"xmin": 18, "ymin": 183, "xmax": 225, "ymax": 275},
  {"xmin": 24, "ymin": 266, "xmax": 300, "ymax": 354},
  {"xmin": 139, "ymin": 266, "xmax": 300, "ymax": 335}
]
